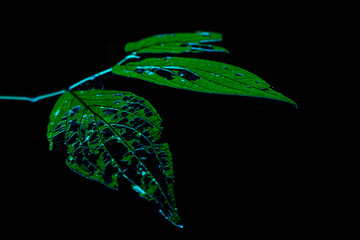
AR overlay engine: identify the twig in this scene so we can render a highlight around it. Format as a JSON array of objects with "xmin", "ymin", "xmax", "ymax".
[
  {"xmin": 0, "ymin": 90, "xmax": 67, "ymax": 103},
  {"xmin": 0, "ymin": 67, "xmax": 111, "ymax": 103},
  {"xmin": 0, "ymin": 54, "xmax": 139, "ymax": 103},
  {"xmin": 68, "ymin": 67, "xmax": 112, "ymax": 91}
]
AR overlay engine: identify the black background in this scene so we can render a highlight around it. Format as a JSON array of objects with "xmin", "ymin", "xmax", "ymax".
[{"xmin": 0, "ymin": 1, "xmax": 358, "ymax": 239}]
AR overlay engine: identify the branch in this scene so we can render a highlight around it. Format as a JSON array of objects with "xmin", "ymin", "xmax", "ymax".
[
  {"xmin": 0, "ymin": 67, "xmax": 111, "ymax": 103},
  {"xmin": 0, "ymin": 67, "xmax": 113, "ymax": 103},
  {"xmin": 67, "ymin": 54, "xmax": 139, "ymax": 91},
  {"xmin": 68, "ymin": 67, "xmax": 112, "ymax": 91},
  {"xmin": 0, "ymin": 90, "xmax": 67, "ymax": 103},
  {"xmin": 0, "ymin": 54, "xmax": 140, "ymax": 103}
]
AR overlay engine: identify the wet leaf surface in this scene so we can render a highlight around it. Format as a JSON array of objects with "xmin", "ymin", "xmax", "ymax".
[
  {"xmin": 47, "ymin": 90, "xmax": 182, "ymax": 227},
  {"xmin": 112, "ymin": 57, "xmax": 297, "ymax": 106},
  {"xmin": 125, "ymin": 31, "xmax": 229, "ymax": 54}
]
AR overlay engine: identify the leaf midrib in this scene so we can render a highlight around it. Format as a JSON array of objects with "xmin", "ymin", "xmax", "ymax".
[
  {"xmin": 67, "ymin": 91, "xmax": 176, "ymax": 212},
  {"xmin": 122, "ymin": 58, "xmax": 291, "ymax": 102},
  {"xmin": 128, "ymin": 39, "xmax": 222, "ymax": 52}
]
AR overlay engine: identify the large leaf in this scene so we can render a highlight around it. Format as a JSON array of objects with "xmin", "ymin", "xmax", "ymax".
[
  {"xmin": 112, "ymin": 57, "xmax": 297, "ymax": 106},
  {"xmin": 47, "ymin": 90, "xmax": 182, "ymax": 228},
  {"xmin": 125, "ymin": 31, "xmax": 229, "ymax": 54}
]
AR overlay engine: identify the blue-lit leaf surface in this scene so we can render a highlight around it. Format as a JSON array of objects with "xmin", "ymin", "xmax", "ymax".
[
  {"xmin": 47, "ymin": 90, "xmax": 182, "ymax": 228},
  {"xmin": 125, "ymin": 31, "xmax": 229, "ymax": 54},
  {"xmin": 112, "ymin": 57, "xmax": 297, "ymax": 106}
]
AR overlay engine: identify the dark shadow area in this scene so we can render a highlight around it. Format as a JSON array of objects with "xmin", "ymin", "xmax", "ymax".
[{"xmin": 0, "ymin": 1, "xmax": 358, "ymax": 239}]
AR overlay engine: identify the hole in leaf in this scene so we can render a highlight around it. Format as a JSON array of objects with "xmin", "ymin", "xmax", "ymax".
[
  {"xmin": 69, "ymin": 105, "xmax": 81, "ymax": 117},
  {"xmin": 177, "ymin": 69, "xmax": 200, "ymax": 81},
  {"xmin": 135, "ymin": 68, "xmax": 146, "ymax": 74},
  {"xmin": 102, "ymin": 108, "xmax": 119, "ymax": 116},
  {"xmin": 153, "ymin": 69, "xmax": 176, "ymax": 80},
  {"xmin": 180, "ymin": 43, "xmax": 214, "ymax": 50}
]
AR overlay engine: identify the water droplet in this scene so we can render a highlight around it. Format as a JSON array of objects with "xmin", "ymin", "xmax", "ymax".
[
  {"xmin": 198, "ymin": 31, "xmax": 210, "ymax": 36},
  {"xmin": 135, "ymin": 68, "xmax": 146, "ymax": 74},
  {"xmin": 156, "ymin": 33, "xmax": 167, "ymax": 38},
  {"xmin": 132, "ymin": 185, "xmax": 146, "ymax": 195}
]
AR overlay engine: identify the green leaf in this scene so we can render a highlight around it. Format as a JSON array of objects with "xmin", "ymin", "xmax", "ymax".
[
  {"xmin": 47, "ymin": 90, "xmax": 182, "ymax": 228},
  {"xmin": 112, "ymin": 57, "xmax": 297, "ymax": 106},
  {"xmin": 125, "ymin": 31, "xmax": 229, "ymax": 54}
]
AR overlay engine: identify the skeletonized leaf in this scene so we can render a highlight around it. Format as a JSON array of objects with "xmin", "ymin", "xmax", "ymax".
[
  {"xmin": 125, "ymin": 31, "xmax": 229, "ymax": 54},
  {"xmin": 47, "ymin": 90, "xmax": 182, "ymax": 228},
  {"xmin": 112, "ymin": 57, "xmax": 297, "ymax": 106}
]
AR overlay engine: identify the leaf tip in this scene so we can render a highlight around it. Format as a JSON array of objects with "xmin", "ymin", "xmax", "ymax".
[
  {"xmin": 282, "ymin": 95, "xmax": 298, "ymax": 108},
  {"xmin": 159, "ymin": 209, "xmax": 183, "ymax": 228}
]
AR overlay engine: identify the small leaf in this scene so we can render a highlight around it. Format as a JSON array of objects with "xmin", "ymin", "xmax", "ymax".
[
  {"xmin": 47, "ymin": 90, "xmax": 182, "ymax": 228},
  {"xmin": 112, "ymin": 57, "xmax": 297, "ymax": 106},
  {"xmin": 125, "ymin": 31, "xmax": 229, "ymax": 54}
]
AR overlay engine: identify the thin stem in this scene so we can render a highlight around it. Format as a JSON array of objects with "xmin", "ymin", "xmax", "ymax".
[
  {"xmin": 0, "ymin": 54, "xmax": 139, "ymax": 103},
  {"xmin": 0, "ymin": 90, "xmax": 67, "ymax": 103},
  {"xmin": 68, "ymin": 54, "xmax": 140, "ymax": 90},
  {"xmin": 68, "ymin": 67, "xmax": 112, "ymax": 91},
  {"xmin": 117, "ymin": 54, "xmax": 140, "ymax": 65},
  {"xmin": 0, "ymin": 67, "xmax": 112, "ymax": 103}
]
